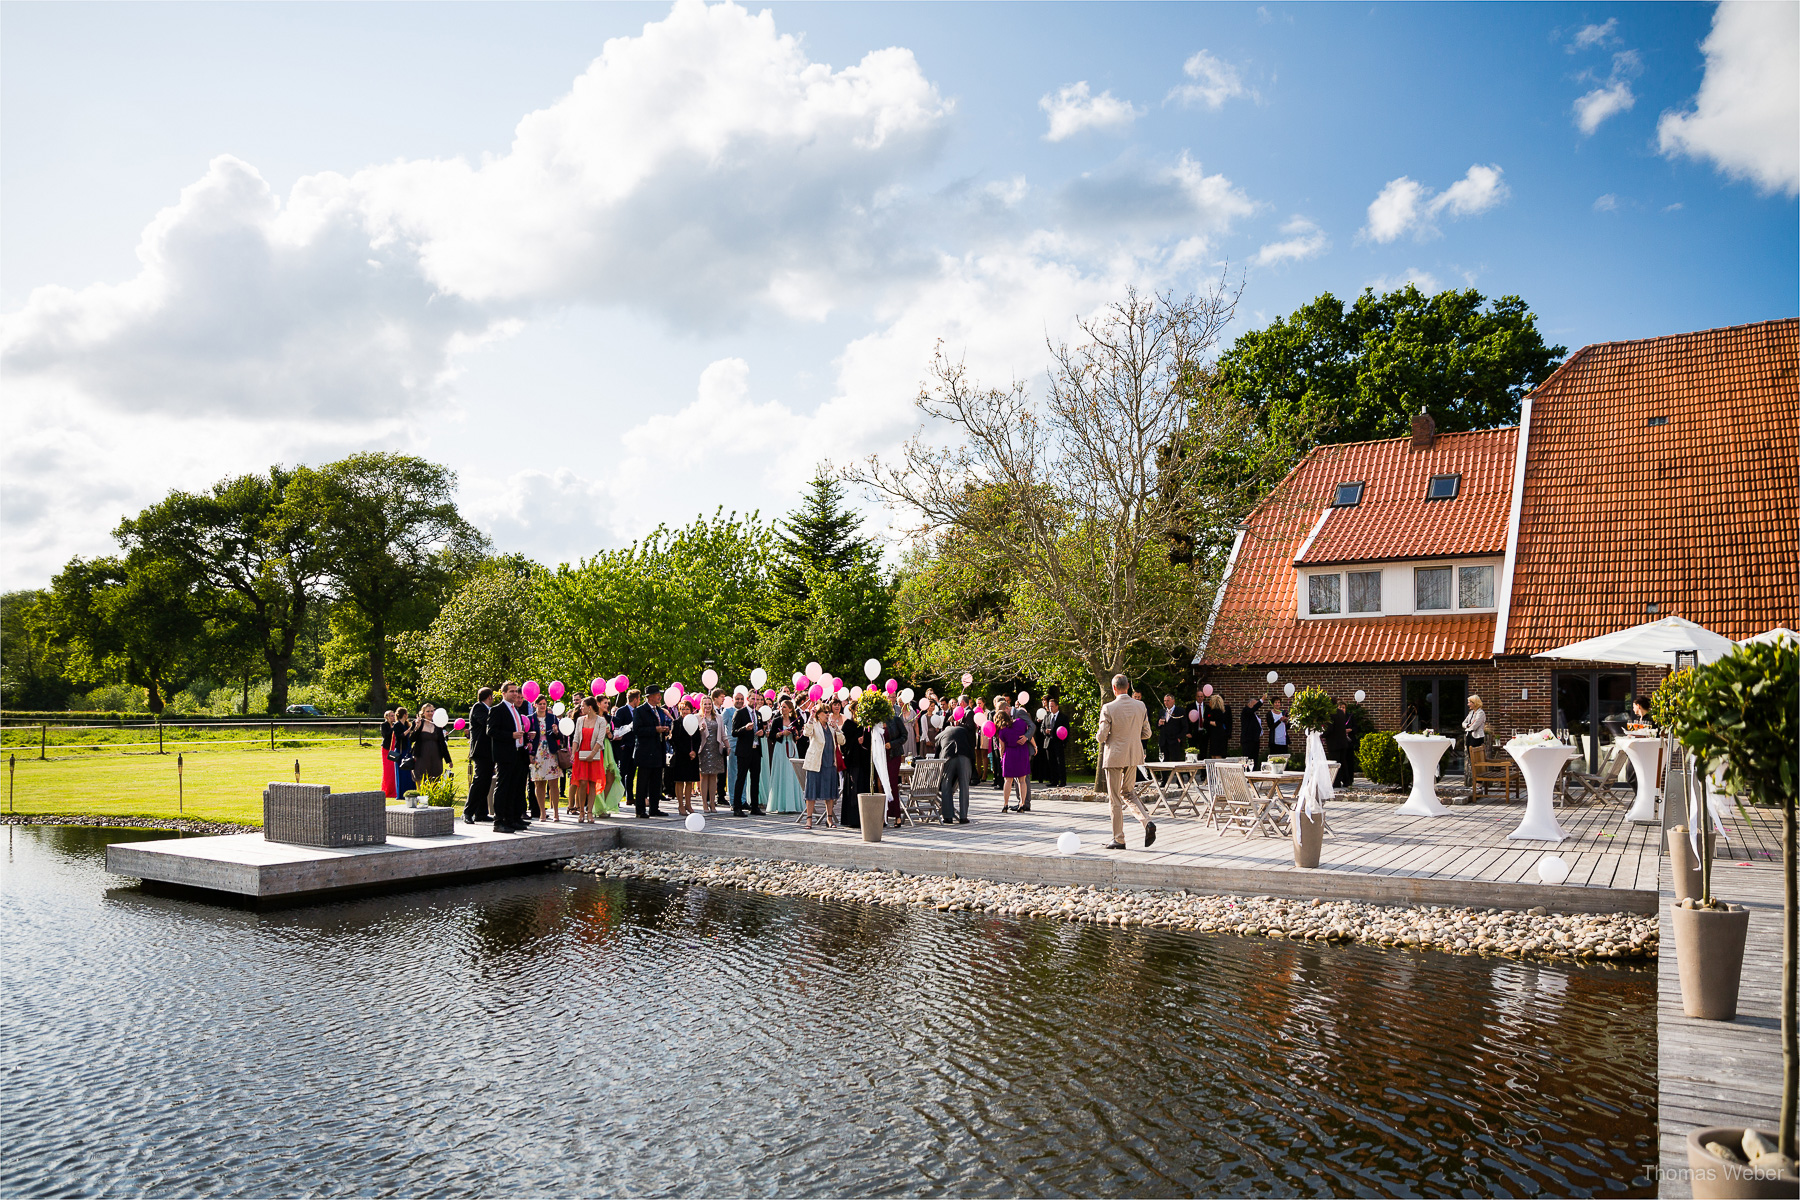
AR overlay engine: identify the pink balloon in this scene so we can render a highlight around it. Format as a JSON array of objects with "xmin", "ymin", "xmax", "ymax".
[
  {"xmin": 591, "ymin": 678, "xmax": 604, "ymax": 697},
  {"xmin": 521, "ymin": 680, "xmax": 540, "ymax": 703},
  {"xmin": 1202, "ymin": 683, "xmax": 1214, "ymax": 697},
  {"xmin": 548, "ymin": 680, "xmax": 565, "ymax": 700},
  {"xmin": 1188, "ymin": 709, "xmax": 1200, "ymax": 722},
  {"xmin": 952, "ymin": 707, "xmax": 965, "ymax": 722},
  {"xmin": 1056, "ymin": 726, "xmax": 1069, "ymax": 740},
  {"xmin": 885, "ymin": 679, "xmax": 899, "ymax": 694},
  {"xmin": 764, "ymin": 688, "xmax": 776, "ymax": 700},
  {"xmin": 453, "ymin": 718, "xmax": 466, "ymax": 731},
  {"xmin": 808, "ymin": 683, "xmax": 824, "ymax": 701},
  {"xmin": 616, "ymin": 675, "xmax": 629, "ymax": 692},
  {"xmin": 793, "ymin": 672, "xmax": 807, "ymax": 689},
  {"xmin": 832, "ymin": 676, "xmax": 844, "ymax": 692},
  {"xmin": 961, "ymin": 672, "xmax": 973, "ymax": 686},
  {"xmin": 982, "ymin": 721, "xmax": 997, "ymax": 737}
]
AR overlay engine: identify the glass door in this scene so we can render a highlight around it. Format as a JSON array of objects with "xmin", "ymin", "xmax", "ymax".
[
  {"xmin": 1400, "ymin": 675, "xmax": 1470, "ymax": 770},
  {"xmin": 1554, "ymin": 671, "xmax": 1636, "ymax": 772}
]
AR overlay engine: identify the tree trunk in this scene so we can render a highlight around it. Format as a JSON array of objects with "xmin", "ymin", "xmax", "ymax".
[
  {"xmin": 366, "ymin": 617, "xmax": 388, "ymax": 716},
  {"xmin": 145, "ymin": 677, "xmax": 165, "ymax": 714},
  {"xmin": 266, "ymin": 644, "xmax": 293, "ymax": 714}
]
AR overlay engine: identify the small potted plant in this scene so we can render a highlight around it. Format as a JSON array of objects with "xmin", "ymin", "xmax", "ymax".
[
  {"xmin": 1286, "ymin": 686, "xmax": 1335, "ymax": 868},
  {"xmin": 1675, "ymin": 638, "xmax": 1796, "ymax": 1191},
  {"xmin": 1655, "ymin": 667, "xmax": 1703, "ymax": 898}
]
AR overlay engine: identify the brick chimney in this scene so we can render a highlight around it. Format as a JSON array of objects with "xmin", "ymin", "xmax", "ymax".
[{"xmin": 1410, "ymin": 407, "xmax": 1436, "ymax": 449}]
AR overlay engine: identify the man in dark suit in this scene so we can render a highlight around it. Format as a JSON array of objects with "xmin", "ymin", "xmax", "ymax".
[
  {"xmin": 840, "ymin": 710, "xmax": 867, "ymax": 807},
  {"xmin": 1240, "ymin": 697, "xmax": 1266, "ymax": 769},
  {"xmin": 1041, "ymin": 697, "xmax": 1069, "ymax": 787},
  {"xmin": 464, "ymin": 686, "xmax": 496, "ymax": 825},
  {"xmin": 489, "ymin": 680, "xmax": 532, "ymax": 832},
  {"xmin": 731, "ymin": 695, "xmax": 763, "ymax": 816},
  {"xmin": 629, "ymin": 686, "xmax": 667, "ymax": 818},
  {"xmin": 612, "ymin": 690, "xmax": 637, "ymax": 806},
  {"xmin": 1157, "ymin": 693, "xmax": 1187, "ymax": 763}
]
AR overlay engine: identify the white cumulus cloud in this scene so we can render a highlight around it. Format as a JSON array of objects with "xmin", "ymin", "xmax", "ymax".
[
  {"xmin": 1252, "ymin": 216, "xmax": 1328, "ymax": 266},
  {"xmin": 1040, "ymin": 81, "xmax": 1140, "ymax": 141},
  {"xmin": 1657, "ymin": 0, "xmax": 1800, "ymax": 196},
  {"xmin": 1367, "ymin": 267, "xmax": 1442, "ymax": 294},
  {"xmin": 1573, "ymin": 50, "xmax": 1641, "ymax": 135},
  {"xmin": 1168, "ymin": 50, "xmax": 1251, "ymax": 109},
  {"xmin": 1059, "ymin": 152, "xmax": 1256, "ymax": 235},
  {"xmin": 1361, "ymin": 164, "xmax": 1508, "ymax": 243},
  {"xmin": 1570, "ymin": 19, "xmax": 1619, "ymax": 51}
]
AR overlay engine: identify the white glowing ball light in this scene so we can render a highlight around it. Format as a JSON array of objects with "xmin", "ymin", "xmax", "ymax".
[
  {"xmin": 900, "ymin": 688, "xmax": 915, "ymax": 704},
  {"xmin": 558, "ymin": 717, "xmax": 575, "ymax": 736},
  {"xmin": 864, "ymin": 658, "xmax": 881, "ymax": 681},
  {"xmin": 1536, "ymin": 855, "xmax": 1571, "ymax": 885},
  {"xmin": 683, "ymin": 714, "xmax": 700, "ymax": 735},
  {"xmin": 432, "ymin": 708, "xmax": 448, "ymax": 728},
  {"xmin": 1284, "ymin": 683, "xmax": 1295, "ymax": 698},
  {"xmin": 750, "ymin": 667, "xmax": 767, "ymax": 689},
  {"xmin": 1354, "ymin": 690, "xmax": 1366, "ymax": 703},
  {"xmin": 685, "ymin": 813, "xmax": 706, "ymax": 833},
  {"xmin": 1056, "ymin": 831, "xmax": 1081, "ymax": 856},
  {"xmin": 1266, "ymin": 671, "xmax": 1279, "ymax": 684}
]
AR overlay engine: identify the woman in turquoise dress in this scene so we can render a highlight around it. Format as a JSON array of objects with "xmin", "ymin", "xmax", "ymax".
[{"xmin": 760, "ymin": 698, "xmax": 804, "ymax": 814}]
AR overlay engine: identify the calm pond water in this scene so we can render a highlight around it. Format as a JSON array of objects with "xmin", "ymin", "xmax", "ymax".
[{"xmin": 3, "ymin": 825, "xmax": 1655, "ymax": 1198}]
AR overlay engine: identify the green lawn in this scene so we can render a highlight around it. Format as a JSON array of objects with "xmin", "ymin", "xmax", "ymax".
[{"xmin": 2, "ymin": 741, "xmax": 390, "ymax": 825}]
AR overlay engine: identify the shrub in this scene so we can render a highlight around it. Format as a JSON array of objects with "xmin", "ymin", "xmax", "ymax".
[
  {"xmin": 1288, "ymin": 685, "xmax": 1334, "ymax": 732},
  {"xmin": 1358, "ymin": 731, "xmax": 1411, "ymax": 787},
  {"xmin": 1650, "ymin": 666, "xmax": 1695, "ymax": 731},
  {"xmin": 418, "ymin": 774, "xmax": 460, "ymax": 807},
  {"xmin": 1677, "ymin": 641, "xmax": 1797, "ymax": 810}
]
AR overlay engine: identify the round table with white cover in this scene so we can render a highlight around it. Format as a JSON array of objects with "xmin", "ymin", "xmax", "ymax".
[
  {"xmin": 1616, "ymin": 736, "xmax": 1664, "ymax": 824},
  {"xmin": 1393, "ymin": 734, "xmax": 1454, "ymax": 816},
  {"xmin": 1505, "ymin": 739, "xmax": 1577, "ymax": 842}
]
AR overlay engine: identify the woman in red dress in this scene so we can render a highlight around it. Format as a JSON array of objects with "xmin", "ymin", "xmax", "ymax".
[
  {"xmin": 379, "ymin": 709, "xmax": 397, "ymax": 798},
  {"xmin": 568, "ymin": 696, "xmax": 610, "ymax": 823}
]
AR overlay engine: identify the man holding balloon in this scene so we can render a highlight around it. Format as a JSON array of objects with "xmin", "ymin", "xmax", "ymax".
[{"xmin": 488, "ymin": 681, "xmax": 532, "ymax": 833}]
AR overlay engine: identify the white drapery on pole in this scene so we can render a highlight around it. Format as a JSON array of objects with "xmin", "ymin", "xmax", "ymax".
[
  {"xmin": 872, "ymin": 722, "xmax": 890, "ymax": 796},
  {"xmin": 1293, "ymin": 729, "xmax": 1332, "ymax": 849}
]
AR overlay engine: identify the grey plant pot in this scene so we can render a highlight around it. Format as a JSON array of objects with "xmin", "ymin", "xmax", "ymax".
[
  {"xmin": 1292, "ymin": 806, "xmax": 1324, "ymax": 868},
  {"xmin": 1668, "ymin": 827, "xmax": 1704, "ymax": 902},
  {"xmin": 1672, "ymin": 902, "xmax": 1749, "ymax": 1020},
  {"xmin": 858, "ymin": 793, "xmax": 886, "ymax": 842},
  {"xmin": 1685, "ymin": 1127, "xmax": 1798, "ymax": 1198}
]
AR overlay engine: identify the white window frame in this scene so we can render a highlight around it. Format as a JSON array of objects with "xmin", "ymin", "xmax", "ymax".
[{"xmin": 1297, "ymin": 557, "xmax": 1502, "ymax": 619}]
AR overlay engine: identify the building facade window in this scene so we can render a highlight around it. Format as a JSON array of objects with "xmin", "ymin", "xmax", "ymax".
[
  {"xmin": 1333, "ymin": 481, "xmax": 1364, "ymax": 507},
  {"xmin": 1415, "ymin": 566, "xmax": 1452, "ymax": 610},
  {"xmin": 1348, "ymin": 570, "xmax": 1382, "ymax": 613},
  {"xmin": 1308, "ymin": 573, "xmax": 1341, "ymax": 614},
  {"xmin": 1458, "ymin": 564, "xmax": 1495, "ymax": 609},
  {"xmin": 1427, "ymin": 474, "xmax": 1461, "ymax": 500}
]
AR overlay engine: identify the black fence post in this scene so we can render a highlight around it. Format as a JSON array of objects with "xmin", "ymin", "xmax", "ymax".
[
  {"xmin": 177, "ymin": 753, "xmax": 184, "ymax": 815},
  {"xmin": 8, "ymin": 753, "xmax": 14, "ymax": 813},
  {"xmin": 40, "ymin": 724, "xmax": 46, "ymax": 761}
]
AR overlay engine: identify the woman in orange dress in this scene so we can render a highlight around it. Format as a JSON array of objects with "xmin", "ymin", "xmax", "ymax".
[{"xmin": 568, "ymin": 696, "xmax": 610, "ymax": 823}]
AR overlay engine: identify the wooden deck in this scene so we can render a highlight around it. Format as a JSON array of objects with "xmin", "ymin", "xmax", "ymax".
[{"xmin": 1657, "ymin": 850, "xmax": 1790, "ymax": 1197}]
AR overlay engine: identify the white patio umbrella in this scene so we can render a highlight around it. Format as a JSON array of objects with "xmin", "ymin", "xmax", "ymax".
[
  {"xmin": 1738, "ymin": 627, "xmax": 1798, "ymax": 646},
  {"xmin": 1531, "ymin": 616, "xmax": 1738, "ymax": 666}
]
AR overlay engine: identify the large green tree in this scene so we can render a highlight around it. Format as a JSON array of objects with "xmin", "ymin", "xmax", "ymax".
[
  {"xmin": 292, "ymin": 453, "xmax": 487, "ymax": 714},
  {"xmin": 117, "ymin": 468, "xmax": 327, "ymax": 713},
  {"xmin": 400, "ymin": 559, "xmax": 549, "ymax": 707},
  {"xmin": 0, "ymin": 590, "xmax": 76, "ymax": 709},
  {"xmin": 761, "ymin": 473, "xmax": 897, "ymax": 681},
  {"xmin": 45, "ymin": 553, "xmax": 206, "ymax": 712},
  {"xmin": 1215, "ymin": 283, "xmax": 1565, "ymax": 455}
]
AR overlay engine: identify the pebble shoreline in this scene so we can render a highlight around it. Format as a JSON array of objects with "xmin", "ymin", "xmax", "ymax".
[
  {"xmin": 566, "ymin": 848, "xmax": 1657, "ymax": 963},
  {"xmin": 2, "ymin": 813, "xmax": 256, "ymax": 836}
]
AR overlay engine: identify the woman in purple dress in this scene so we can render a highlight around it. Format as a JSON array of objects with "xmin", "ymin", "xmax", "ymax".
[{"xmin": 994, "ymin": 699, "xmax": 1034, "ymax": 814}]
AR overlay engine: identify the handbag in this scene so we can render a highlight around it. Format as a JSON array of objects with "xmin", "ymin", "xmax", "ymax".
[{"xmin": 556, "ymin": 747, "xmax": 573, "ymax": 770}]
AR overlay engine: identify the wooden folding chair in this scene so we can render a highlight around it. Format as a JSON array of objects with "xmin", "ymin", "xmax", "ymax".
[
  {"xmin": 1561, "ymin": 743, "xmax": 1630, "ymax": 807},
  {"xmin": 1211, "ymin": 762, "xmax": 1276, "ymax": 837},
  {"xmin": 904, "ymin": 758, "xmax": 945, "ymax": 825},
  {"xmin": 1467, "ymin": 742, "xmax": 1517, "ymax": 805}
]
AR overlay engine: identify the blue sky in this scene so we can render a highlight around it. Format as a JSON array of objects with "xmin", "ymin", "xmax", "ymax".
[{"xmin": 3, "ymin": 1, "xmax": 1794, "ymax": 589}]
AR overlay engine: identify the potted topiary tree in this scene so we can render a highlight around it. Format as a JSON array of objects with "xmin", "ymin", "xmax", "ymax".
[
  {"xmin": 1286, "ymin": 686, "xmax": 1336, "ymax": 868},
  {"xmin": 854, "ymin": 691, "xmax": 896, "ymax": 841},
  {"xmin": 1675, "ymin": 638, "xmax": 1797, "ymax": 1193},
  {"xmin": 1654, "ymin": 667, "xmax": 1704, "ymax": 899}
]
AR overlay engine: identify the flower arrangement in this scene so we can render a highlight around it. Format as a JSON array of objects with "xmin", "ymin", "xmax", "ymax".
[{"xmin": 1507, "ymin": 729, "xmax": 1561, "ymax": 748}]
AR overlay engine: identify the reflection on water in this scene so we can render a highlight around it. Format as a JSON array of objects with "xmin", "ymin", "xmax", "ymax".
[{"xmin": 3, "ymin": 825, "xmax": 1655, "ymax": 1197}]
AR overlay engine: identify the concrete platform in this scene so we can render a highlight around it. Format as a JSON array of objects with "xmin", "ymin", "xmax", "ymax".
[{"xmin": 105, "ymin": 816, "xmax": 617, "ymax": 900}]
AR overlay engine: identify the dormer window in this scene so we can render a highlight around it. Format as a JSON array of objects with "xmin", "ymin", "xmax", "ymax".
[
  {"xmin": 1426, "ymin": 474, "xmax": 1461, "ymax": 500},
  {"xmin": 1333, "ymin": 481, "xmax": 1364, "ymax": 507}
]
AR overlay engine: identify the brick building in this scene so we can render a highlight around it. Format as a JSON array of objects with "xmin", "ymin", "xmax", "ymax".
[{"xmin": 1196, "ymin": 318, "xmax": 1798, "ymax": 767}]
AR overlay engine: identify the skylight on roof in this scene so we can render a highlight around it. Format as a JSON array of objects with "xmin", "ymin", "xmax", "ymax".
[
  {"xmin": 1333, "ymin": 481, "xmax": 1364, "ymax": 507},
  {"xmin": 1426, "ymin": 474, "xmax": 1461, "ymax": 500}
]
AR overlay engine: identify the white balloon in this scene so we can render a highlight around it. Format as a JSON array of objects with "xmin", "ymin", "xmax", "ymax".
[
  {"xmin": 805, "ymin": 661, "xmax": 822, "ymax": 681},
  {"xmin": 683, "ymin": 714, "xmax": 700, "ymax": 735},
  {"xmin": 759, "ymin": 705, "xmax": 772, "ymax": 719},
  {"xmin": 1036, "ymin": 707, "xmax": 1047, "ymax": 721},
  {"xmin": 701, "ymin": 669, "xmax": 719, "ymax": 689},
  {"xmin": 1354, "ymin": 690, "xmax": 1366, "ymax": 703},
  {"xmin": 931, "ymin": 713, "xmax": 945, "ymax": 729},
  {"xmin": 864, "ymin": 658, "xmax": 881, "ymax": 681},
  {"xmin": 750, "ymin": 667, "xmax": 768, "ymax": 689},
  {"xmin": 604, "ymin": 678, "xmax": 618, "ymax": 696},
  {"xmin": 734, "ymin": 684, "xmax": 748, "ymax": 697},
  {"xmin": 851, "ymin": 685, "xmax": 864, "ymax": 700},
  {"xmin": 1266, "ymin": 671, "xmax": 1279, "ymax": 684},
  {"xmin": 432, "ymin": 707, "xmax": 448, "ymax": 728},
  {"xmin": 1536, "ymin": 855, "xmax": 1570, "ymax": 885},
  {"xmin": 1018, "ymin": 691, "xmax": 1029, "ymax": 705},
  {"xmin": 1284, "ymin": 683, "xmax": 1295, "ymax": 697},
  {"xmin": 1056, "ymin": 831, "xmax": 1081, "ymax": 856},
  {"xmin": 685, "ymin": 813, "xmax": 706, "ymax": 832},
  {"xmin": 900, "ymin": 688, "xmax": 915, "ymax": 703},
  {"xmin": 836, "ymin": 686, "xmax": 850, "ymax": 700}
]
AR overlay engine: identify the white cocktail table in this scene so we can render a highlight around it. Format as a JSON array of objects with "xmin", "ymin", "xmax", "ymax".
[
  {"xmin": 1394, "ymin": 735, "xmax": 1454, "ymax": 816},
  {"xmin": 1505, "ymin": 740, "xmax": 1576, "ymax": 842},
  {"xmin": 1616, "ymin": 737, "xmax": 1663, "ymax": 824}
]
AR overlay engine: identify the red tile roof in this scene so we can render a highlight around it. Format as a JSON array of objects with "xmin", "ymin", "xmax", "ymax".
[
  {"xmin": 1203, "ymin": 429, "xmax": 1515, "ymax": 665},
  {"xmin": 1299, "ymin": 428, "xmax": 1517, "ymax": 565},
  {"xmin": 1501, "ymin": 319, "xmax": 1799, "ymax": 653}
]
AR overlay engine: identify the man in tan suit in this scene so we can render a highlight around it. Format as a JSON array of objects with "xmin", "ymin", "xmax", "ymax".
[{"xmin": 1096, "ymin": 673, "xmax": 1157, "ymax": 850}]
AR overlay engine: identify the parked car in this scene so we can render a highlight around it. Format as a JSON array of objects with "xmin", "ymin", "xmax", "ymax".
[{"xmin": 285, "ymin": 704, "xmax": 324, "ymax": 717}]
